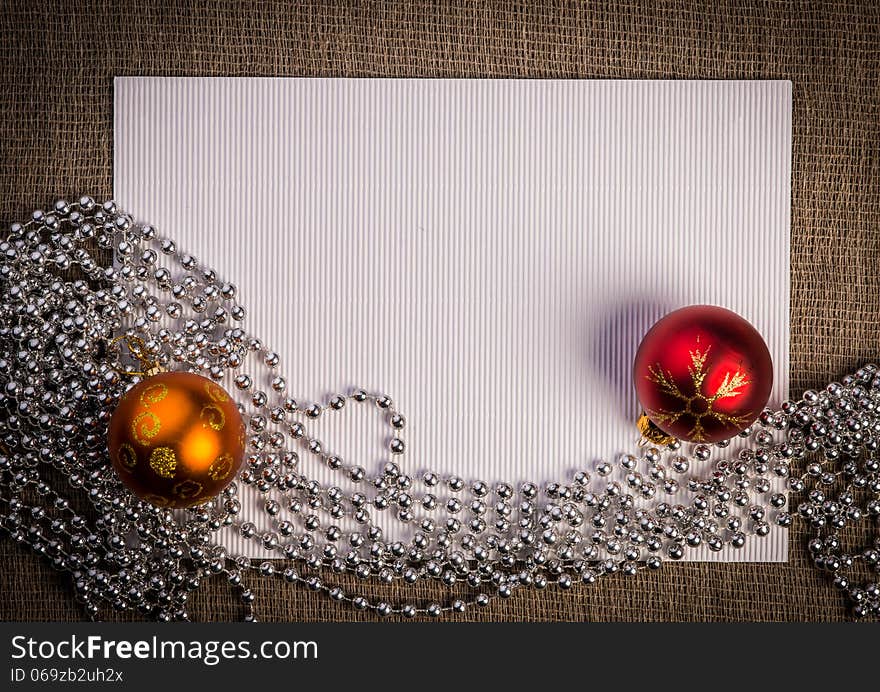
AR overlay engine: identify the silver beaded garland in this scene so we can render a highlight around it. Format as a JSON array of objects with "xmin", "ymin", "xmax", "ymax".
[{"xmin": 0, "ymin": 200, "xmax": 879, "ymax": 620}]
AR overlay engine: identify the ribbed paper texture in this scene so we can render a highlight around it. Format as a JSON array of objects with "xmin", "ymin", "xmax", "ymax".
[{"xmin": 114, "ymin": 77, "xmax": 791, "ymax": 561}]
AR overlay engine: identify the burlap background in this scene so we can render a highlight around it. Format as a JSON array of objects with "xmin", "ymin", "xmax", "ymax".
[{"xmin": 1, "ymin": 0, "xmax": 878, "ymax": 621}]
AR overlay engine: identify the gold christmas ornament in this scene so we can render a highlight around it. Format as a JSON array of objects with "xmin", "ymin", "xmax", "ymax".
[{"xmin": 107, "ymin": 371, "xmax": 246, "ymax": 508}]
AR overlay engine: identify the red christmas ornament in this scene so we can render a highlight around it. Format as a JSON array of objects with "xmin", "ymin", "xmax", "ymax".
[{"xmin": 633, "ymin": 305, "xmax": 773, "ymax": 444}]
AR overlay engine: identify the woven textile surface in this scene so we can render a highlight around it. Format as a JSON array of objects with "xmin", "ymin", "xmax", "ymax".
[{"xmin": 1, "ymin": 0, "xmax": 878, "ymax": 622}]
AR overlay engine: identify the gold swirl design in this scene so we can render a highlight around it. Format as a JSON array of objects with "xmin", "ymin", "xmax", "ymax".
[
  {"xmin": 148, "ymin": 447, "xmax": 177, "ymax": 478},
  {"xmin": 139, "ymin": 382, "xmax": 169, "ymax": 407},
  {"xmin": 173, "ymin": 479, "xmax": 203, "ymax": 500},
  {"xmin": 116, "ymin": 443, "xmax": 138, "ymax": 471},
  {"xmin": 238, "ymin": 424, "xmax": 246, "ymax": 449},
  {"xmin": 142, "ymin": 494, "xmax": 170, "ymax": 508},
  {"xmin": 208, "ymin": 453, "xmax": 234, "ymax": 481},
  {"xmin": 131, "ymin": 411, "xmax": 161, "ymax": 445},
  {"xmin": 205, "ymin": 382, "xmax": 230, "ymax": 403},
  {"xmin": 200, "ymin": 403, "xmax": 226, "ymax": 431}
]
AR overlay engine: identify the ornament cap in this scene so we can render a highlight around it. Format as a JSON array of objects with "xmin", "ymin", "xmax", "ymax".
[
  {"xmin": 636, "ymin": 412, "xmax": 676, "ymax": 447},
  {"xmin": 109, "ymin": 334, "xmax": 165, "ymax": 376}
]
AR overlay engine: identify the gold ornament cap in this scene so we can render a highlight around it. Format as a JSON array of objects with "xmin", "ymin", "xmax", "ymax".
[
  {"xmin": 637, "ymin": 412, "xmax": 676, "ymax": 447},
  {"xmin": 109, "ymin": 334, "xmax": 164, "ymax": 376}
]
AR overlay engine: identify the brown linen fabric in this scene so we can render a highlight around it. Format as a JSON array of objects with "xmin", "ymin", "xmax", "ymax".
[{"xmin": 1, "ymin": 0, "xmax": 878, "ymax": 622}]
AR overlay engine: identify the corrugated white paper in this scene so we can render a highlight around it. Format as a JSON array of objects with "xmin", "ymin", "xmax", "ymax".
[{"xmin": 114, "ymin": 77, "xmax": 791, "ymax": 561}]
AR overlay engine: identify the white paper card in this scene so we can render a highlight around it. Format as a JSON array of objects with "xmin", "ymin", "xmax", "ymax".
[{"xmin": 114, "ymin": 77, "xmax": 791, "ymax": 561}]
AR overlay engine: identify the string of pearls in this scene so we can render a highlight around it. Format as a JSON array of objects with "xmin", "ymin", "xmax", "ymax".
[{"xmin": 0, "ymin": 199, "xmax": 878, "ymax": 620}]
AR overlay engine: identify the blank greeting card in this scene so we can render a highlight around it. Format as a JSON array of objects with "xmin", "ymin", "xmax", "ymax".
[{"xmin": 114, "ymin": 77, "xmax": 791, "ymax": 561}]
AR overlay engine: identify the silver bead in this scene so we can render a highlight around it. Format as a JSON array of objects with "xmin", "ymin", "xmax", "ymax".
[{"xmin": 693, "ymin": 444, "xmax": 711, "ymax": 461}]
